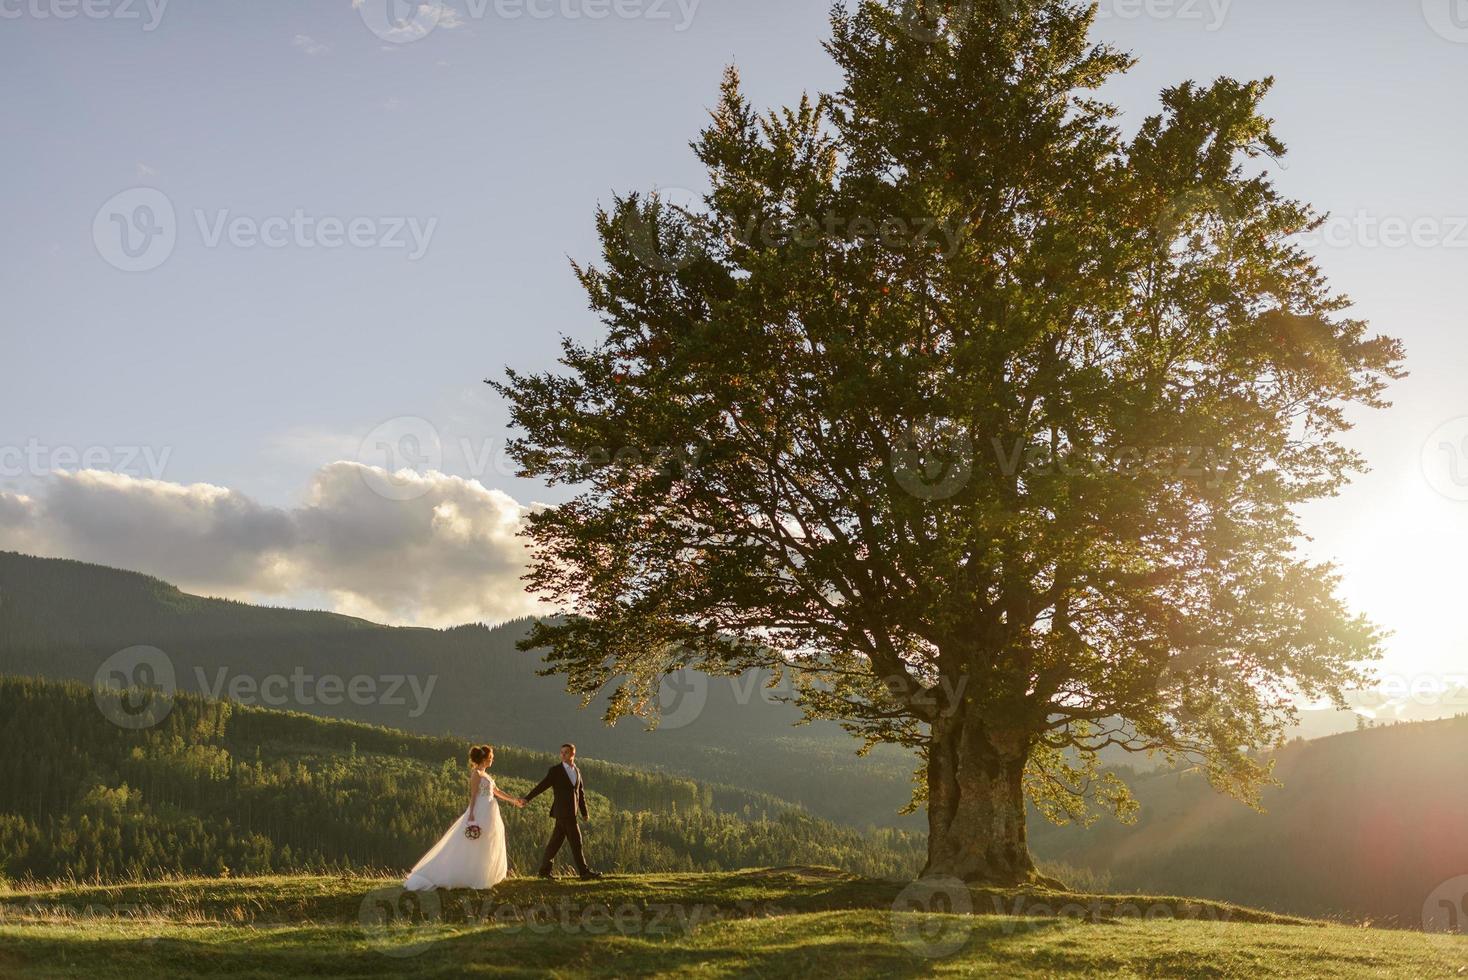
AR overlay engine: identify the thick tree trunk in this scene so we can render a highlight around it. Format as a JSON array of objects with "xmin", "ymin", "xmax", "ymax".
[{"xmin": 922, "ymin": 709, "xmax": 1040, "ymax": 886}]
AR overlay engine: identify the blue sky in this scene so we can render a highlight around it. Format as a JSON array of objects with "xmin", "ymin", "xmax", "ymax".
[{"xmin": 3, "ymin": 1, "xmax": 1467, "ymax": 690}]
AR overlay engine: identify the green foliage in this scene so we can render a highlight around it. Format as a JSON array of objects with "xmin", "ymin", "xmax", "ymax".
[
  {"xmin": 491, "ymin": 0, "xmax": 1404, "ymax": 862},
  {"xmin": 0, "ymin": 676, "xmax": 923, "ymax": 884}
]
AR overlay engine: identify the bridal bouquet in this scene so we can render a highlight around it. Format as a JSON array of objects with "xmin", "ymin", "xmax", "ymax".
[{"xmin": 464, "ymin": 824, "xmax": 481, "ymax": 840}]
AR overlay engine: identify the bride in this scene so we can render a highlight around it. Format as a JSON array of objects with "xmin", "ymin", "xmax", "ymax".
[{"xmin": 404, "ymin": 743, "xmax": 525, "ymax": 891}]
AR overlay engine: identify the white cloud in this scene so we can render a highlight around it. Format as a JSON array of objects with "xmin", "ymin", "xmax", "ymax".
[
  {"xmin": 359, "ymin": 2, "xmax": 463, "ymax": 43},
  {"xmin": 289, "ymin": 462, "xmax": 538, "ymax": 625},
  {"xmin": 435, "ymin": 5, "xmax": 465, "ymax": 29},
  {"xmin": 33, "ymin": 470, "xmax": 297, "ymax": 592},
  {"xmin": 264, "ymin": 426, "xmax": 363, "ymax": 468},
  {"xmin": 292, "ymin": 34, "xmax": 332, "ymax": 55},
  {"xmin": 0, "ymin": 490, "xmax": 35, "ymax": 524},
  {"xmin": 0, "ymin": 491, "xmax": 40, "ymax": 554},
  {"xmin": 0, "ymin": 465, "xmax": 544, "ymax": 628}
]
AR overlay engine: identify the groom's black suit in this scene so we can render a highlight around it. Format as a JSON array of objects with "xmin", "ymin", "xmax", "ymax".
[{"xmin": 523, "ymin": 762, "xmax": 592, "ymax": 876}]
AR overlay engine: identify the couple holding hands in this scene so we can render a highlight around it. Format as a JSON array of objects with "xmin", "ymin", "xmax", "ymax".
[{"xmin": 404, "ymin": 742, "xmax": 602, "ymax": 891}]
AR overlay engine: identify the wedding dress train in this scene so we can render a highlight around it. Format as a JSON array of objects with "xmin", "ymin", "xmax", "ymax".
[{"xmin": 404, "ymin": 773, "xmax": 508, "ymax": 890}]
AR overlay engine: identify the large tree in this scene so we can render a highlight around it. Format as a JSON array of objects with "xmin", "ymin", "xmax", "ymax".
[{"xmin": 493, "ymin": 0, "xmax": 1404, "ymax": 884}]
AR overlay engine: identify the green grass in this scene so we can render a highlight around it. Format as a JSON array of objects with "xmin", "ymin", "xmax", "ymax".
[{"xmin": 1, "ymin": 869, "xmax": 1463, "ymax": 978}]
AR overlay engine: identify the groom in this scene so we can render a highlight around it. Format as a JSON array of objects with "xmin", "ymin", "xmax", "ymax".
[{"xmin": 522, "ymin": 742, "xmax": 603, "ymax": 880}]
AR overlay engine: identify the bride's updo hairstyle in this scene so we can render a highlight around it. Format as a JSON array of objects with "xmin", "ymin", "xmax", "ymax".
[{"xmin": 468, "ymin": 744, "xmax": 493, "ymax": 766}]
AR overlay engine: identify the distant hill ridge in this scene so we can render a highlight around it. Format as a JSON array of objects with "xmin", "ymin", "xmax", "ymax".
[
  {"xmin": 7, "ymin": 551, "xmax": 1468, "ymax": 927},
  {"xmin": 0, "ymin": 674, "xmax": 924, "ymax": 883},
  {"xmin": 0, "ymin": 551, "xmax": 921, "ymax": 828},
  {"xmin": 1030, "ymin": 711, "xmax": 1468, "ymax": 926}
]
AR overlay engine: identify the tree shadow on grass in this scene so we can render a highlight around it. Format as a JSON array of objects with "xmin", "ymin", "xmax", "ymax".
[
  {"xmin": 0, "ymin": 914, "xmax": 1084, "ymax": 979},
  {"xmin": 2, "ymin": 868, "xmax": 1310, "ymax": 933}
]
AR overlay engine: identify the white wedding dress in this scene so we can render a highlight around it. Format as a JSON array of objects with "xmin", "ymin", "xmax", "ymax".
[{"xmin": 404, "ymin": 772, "xmax": 508, "ymax": 891}]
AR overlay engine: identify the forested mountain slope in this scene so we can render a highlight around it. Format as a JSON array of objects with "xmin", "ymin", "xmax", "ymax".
[
  {"xmin": 0, "ymin": 675, "xmax": 923, "ymax": 883},
  {"xmin": 0, "ymin": 551, "xmax": 918, "ymax": 828}
]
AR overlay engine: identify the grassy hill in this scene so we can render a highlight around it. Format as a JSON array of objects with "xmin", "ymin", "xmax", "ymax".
[
  {"xmin": 9, "ymin": 552, "xmax": 1468, "ymax": 929},
  {"xmin": 0, "ymin": 675, "xmax": 922, "ymax": 884},
  {"xmin": 1029, "ymin": 714, "xmax": 1468, "ymax": 927},
  {"xmin": 0, "ymin": 551, "xmax": 920, "ymax": 829},
  {"xmin": 2, "ymin": 870, "xmax": 1464, "ymax": 978}
]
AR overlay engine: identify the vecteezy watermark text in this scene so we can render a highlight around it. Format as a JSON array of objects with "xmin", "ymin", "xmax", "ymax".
[
  {"xmin": 0, "ymin": 0, "xmax": 167, "ymax": 29},
  {"xmin": 355, "ymin": 415, "xmax": 705, "ymax": 501},
  {"xmin": 1300, "ymin": 211, "xmax": 1468, "ymax": 250},
  {"xmin": 889, "ymin": 875, "xmax": 1240, "ymax": 960},
  {"xmin": 358, "ymin": 886, "xmax": 791, "ymax": 957},
  {"xmin": 92, "ymin": 646, "xmax": 438, "ymax": 728},
  {"xmin": 0, "ymin": 440, "xmax": 171, "ymax": 479},
  {"xmin": 895, "ymin": 0, "xmax": 1231, "ymax": 41},
  {"xmin": 1094, "ymin": 0, "xmax": 1231, "ymax": 31},
  {"xmin": 890, "ymin": 422, "xmax": 1237, "ymax": 502},
  {"xmin": 355, "ymin": 0, "xmax": 701, "ymax": 44},
  {"xmin": 652, "ymin": 664, "xmax": 969, "ymax": 731},
  {"xmin": 94, "ymin": 188, "xmax": 437, "ymax": 272},
  {"xmin": 194, "ymin": 210, "xmax": 436, "ymax": 259},
  {"xmin": 94, "ymin": 646, "xmax": 177, "ymax": 730},
  {"xmin": 194, "ymin": 666, "xmax": 437, "ymax": 719}
]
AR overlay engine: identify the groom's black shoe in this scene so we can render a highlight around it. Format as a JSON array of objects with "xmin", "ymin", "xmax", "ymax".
[
  {"xmin": 536, "ymin": 871, "xmax": 556, "ymax": 880},
  {"xmin": 579, "ymin": 870, "xmax": 604, "ymax": 880}
]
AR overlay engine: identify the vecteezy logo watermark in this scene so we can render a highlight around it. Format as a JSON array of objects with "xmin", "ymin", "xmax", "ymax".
[
  {"xmin": 93, "ymin": 188, "xmax": 438, "ymax": 272},
  {"xmin": 1423, "ymin": 875, "xmax": 1468, "ymax": 933},
  {"xmin": 1156, "ymin": 646, "xmax": 1226, "ymax": 724},
  {"xmin": 0, "ymin": 439, "xmax": 172, "ymax": 479},
  {"xmin": 194, "ymin": 667, "xmax": 438, "ymax": 719},
  {"xmin": 357, "ymin": 416, "xmax": 446, "ymax": 501},
  {"xmin": 359, "ymin": 885, "xmax": 445, "ymax": 958},
  {"xmin": 355, "ymin": 0, "xmax": 453, "ymax": 43},
  {"xmin": 621, "ymin": 186, "xmax": 706, "ymax": 273},
  {"xmin": 893, "ymin": 0, "xmax": 977, "ymax": 43},
  {"xmin": 0, "ymin": 0, "xmax": 168, "ymax": 29},
  {"xmin": 93, "ymin": 646, "xmax": 177, "ymax": 730},
  {"xmin": 1423, "ymin": 0, "xmax": 1468, "ymax": 42},
  {"xmin": 654, "ymin": 667, "xmax": 709, "ymax": 731},
  {"xmin": 890, "ymin": 420, "xmax": 974, "ymax": 501},
  {"xmin": 93, "ymin": 188, "xmax": 176, "ymax": 272},
  {"xmin": 356, "ymin": 0, "xmax": 701, "ymax": 43},
  {"xmin": 890, "ymin": 876, "xmax": 973, "ymax": 958},
  {"xmin": 1421, "ymin": 416, "xmax": 1468, "ymax": 502}
]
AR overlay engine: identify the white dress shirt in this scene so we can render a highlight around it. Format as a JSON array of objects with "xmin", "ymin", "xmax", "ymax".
[{"xmin": 563, "ymin": 762, "xmax": 578, "ymax": 786}]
